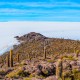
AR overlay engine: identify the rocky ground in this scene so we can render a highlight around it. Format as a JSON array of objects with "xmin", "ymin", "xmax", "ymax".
[{"xmin": 0, "ymin": 53, "xmax": 80, "ymax": 80}]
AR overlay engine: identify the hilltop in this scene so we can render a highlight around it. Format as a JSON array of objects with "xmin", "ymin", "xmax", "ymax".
[{"xmin": 15, "ymin": 32, "xmax": 47, "ymax": 42}]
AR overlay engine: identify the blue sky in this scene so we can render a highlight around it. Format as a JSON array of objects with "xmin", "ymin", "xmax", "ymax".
[{"xmin": 0, "ymin": 0, "xmax": 80, "ymax": 21}]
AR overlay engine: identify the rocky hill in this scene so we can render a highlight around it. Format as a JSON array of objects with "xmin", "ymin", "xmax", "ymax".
[
  {"xmin": 0, "ymin": 32, "xmax": 80, "ymax": 80},
  {"xmin": 0, "ymin": 32, "xmax": 80, "ymax": 63},
  {"xmin": 15, "ymin": 32, "xmax": 47, "ymax": 42}
]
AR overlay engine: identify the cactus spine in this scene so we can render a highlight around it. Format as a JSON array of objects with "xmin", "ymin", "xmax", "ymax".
[
  {"xmin": 10, "ymin": 50, "xmax": 13, "ymax": 67},
  {"xmin": 6, "ymin": 55, "xmax": 10, "ymax": 67},
  {"xmin": 56, "ymin": 59, "xmax": 63, "ymax": 79}
]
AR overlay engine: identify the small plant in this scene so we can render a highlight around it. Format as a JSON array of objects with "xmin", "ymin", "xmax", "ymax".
[
  {"xmin": 18, "ymin": 71, "xmax": 30, "ymax": 77},
  {"xmin": 24, "ymin": 78, "xmax": 31, "ymax": 80},
  {"xmin": 47, "ymin": 59, "xmax": 55, "ymax": 63},
  {"xmin": 6, "ymin": 68, "xmax": 30, "ymax": 78},
  {"xmin": 73, "ymin": 69, "xmax": 80, "ymax": 79},
  {"xmin": 75, "ymin": 50, "xmax": 79, "ymax": 57},
  {"xmin": 0, "ymin": 69, "xmax": 6, "ymax": 75}
]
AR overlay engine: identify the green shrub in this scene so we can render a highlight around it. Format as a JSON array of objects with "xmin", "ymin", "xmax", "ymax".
[
  {"xmin": 73, "ymin": 71, "xmax": 80, "ymax": 79},
  {"xmin": 6, "ymin": 69, "xmax": 30, "ymax": 78},
  {"xmin": 65, "ymin": 78, "xmax": 72, "ymax": 80},
  {"xmin": 24, "ymin": 78, "xmax": 31, "ymax": 80}
]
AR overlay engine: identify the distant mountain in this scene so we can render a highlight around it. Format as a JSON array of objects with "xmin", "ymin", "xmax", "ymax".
[{"xmin": 15, "ymin": 32, "xmax": 48, "ymax": 42}]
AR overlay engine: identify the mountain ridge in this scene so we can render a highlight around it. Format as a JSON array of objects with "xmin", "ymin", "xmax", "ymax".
[
  {"xmin": 15, "ymin": 32, "xmax": 48, "ymax": 42},
  {"xmin": 0, "ymin": 32, "xmax": 80, "ymax": 63}
]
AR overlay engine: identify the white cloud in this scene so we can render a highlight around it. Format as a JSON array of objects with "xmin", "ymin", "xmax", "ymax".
[
  {"xmin": 0, "ymin": 21, "xmax": 80, "ymax": 34},
  {"xmin": 0, "ymin": 21, "xmax": 80, "ymax": 54}
]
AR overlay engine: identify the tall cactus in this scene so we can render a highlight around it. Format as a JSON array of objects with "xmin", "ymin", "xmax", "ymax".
[
  {"xmin": 44, "ymin": 41, "xmax": 46, "ymax": 59},
  {"xmin": 62, "ymin": 75, "xmax": 65, "ymax": 80},
  {"xmin": 6, "ymin": 55, "xmax": 10, "ymax": 67},
  {"xmin": 74, "ymin": 47, "xmax": 76, "ymax": 53},
  {"xmin": 44, "ymin": 46, "xmax": 46, "ymax": 59},
  {"xmin": 10, "ymin": 49, "xmax": 13, "ymax": 67},
  {"xmin": 56, "ymin": 58, "xmax": 63, "ymax": 79},
  {"xmin": 17, "ymin": 53, "xmax": 19, "ymax": 62},
  {"xmin": 28, "ymin": 53, "xmax": 32, "ymax": 61}
]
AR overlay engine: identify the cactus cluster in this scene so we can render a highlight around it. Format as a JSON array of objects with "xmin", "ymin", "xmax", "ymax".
[
  {"xmin": 6, "ymin": 50, "xmax": 13, "ymax": 67},
  {"xmin": 6, "ymin": 49, "xmax": 19, "ymax": 67}
]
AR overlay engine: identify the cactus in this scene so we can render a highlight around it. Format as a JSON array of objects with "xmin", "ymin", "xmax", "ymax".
[
  {"xmin": 74, "ymin": 47, "xmax": 76, "ymax": 53},
  {"xmin": 56, "ymin": 59, "xmax": 63, "ymax": 79},
  {"xmin": 28, "ymin": 53, "xmax": 29, "ymax": 59},
  {"xmin": 28, "ymin": 53, "xmax": 32, "ymax": 61},
  {"xmin": 62, "ymin": 75, "xmax": 65, "ymax": 80},
  {"xmin": 17, "ymin": 54, "xmax": 19, "ymax": 62},
  {"xmin": 6, "ymin": 55, "xmax": 10, "ymax": 67},
  {"xmin": 44, "ymin": 46, "xmax": 46, "ymax": 59},
  {"xmin": 10, "ymin": 50, "xmax": 13, "ymax": 67},
  {"xmin": 76, "ymin": 50, "xmax": 79, "ymax": 57},
  {"xmin": 44, "ymin": 41, "xmax": 46, "ymax": 59}
]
